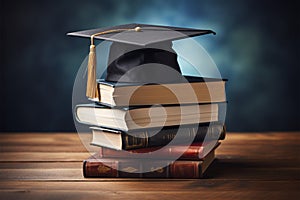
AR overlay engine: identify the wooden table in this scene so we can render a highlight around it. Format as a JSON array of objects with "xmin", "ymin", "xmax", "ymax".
[{"xmin": 0, "ymin": 132, "xmax": 299, "ymax": 200}]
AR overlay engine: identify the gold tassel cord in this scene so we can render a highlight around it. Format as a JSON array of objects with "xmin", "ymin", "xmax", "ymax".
[
  {"xmin": 86, "ymin": 26, "xmax": 142, "ymax": 99},
  {"xmin": 86, "ymin": 44, "xmax": 98, "ymax": 99}
]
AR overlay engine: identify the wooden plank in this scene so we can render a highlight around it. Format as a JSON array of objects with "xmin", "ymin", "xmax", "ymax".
[
  {"xmin": 0, "ymin": 162, "xmax": 82, "ymax": 169},
  {"xmin": 0, "ymin": 158, "xmax": 298, "ymax": 181},
  {"xmin": 0, "ymin": 146, "xmax": 297, "ymax": 160},
  {"xmin": 206, "ymin": 160, "xmax": 300, "ymax": 180},
  {"xmin": 0, "ymin": 158, "xmax": 299, "ymax": 169},
  {"xmin": 0, "ymin": 133, "xmax": 91, "ymax": 153},
  {"xmin": 0, "ymin": 142, "xmax": 298, "ymax": 159},
  {"xmin": 0, "ymin": 133, "xmax": 299, "ymax": 146},
  {"xmin": 0, "ymin": 133, "xmax": 299, "ymax": 154},
  {"xmin": 0, "ymin": 152, "xmax": 90, "ymax": 162},
  {"xmin": 0, "ymin": 180, "xmax": 299, "ymax": 191},
  {"xmin": 0, "ymin": 190, "xmax": 299, "ymax": 200},
  {"xmin": 0, "ymin": 142, "xmax": 299, "ymax": 161},
  {"xmin": 1, "ymin": 180, "xmax": 299, "ymax": 200},
  {"xmin": 223, "ymin": 132, "xmax": 300, "ymax": 141},
  {"xmin": 0, "ymin": 133, "xmax": 90, "ymax": 145},
  {"xmin": 0, "ymin": 169, "xmax": 83, "ymax": 180},
  {"xmin": 0, "ymin": 162, "xmax": 298, "ymax": 181},
  {"xmin": 0, "ymin": 133, "xmax": 84, "ymax": 144},
  {"xmin": 0, "ymin": 145, "xmax": 87, "ymax": 152},
  {"xmin": 216, "ymin": 145, "xmax": 300, "ymax": 160}
]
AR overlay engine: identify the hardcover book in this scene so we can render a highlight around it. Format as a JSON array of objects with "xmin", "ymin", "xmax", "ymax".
[
  {"xmin": 98, "ymin": 141, "xmax": 221, "ymax": 160},
  {"xmin": 90, "ymin": 123, "xmax": 225, "ymax": 150},
  {"xmin": 75, "ymin": 103, "xmax": 219, "ymax": 131},
  {"xmin": 83, "ymin": 148, "xmax": 216, "ymax": 178},
  {"xmin": 97, "ymin": 76, "xmax": 226, "ymax": 107}
]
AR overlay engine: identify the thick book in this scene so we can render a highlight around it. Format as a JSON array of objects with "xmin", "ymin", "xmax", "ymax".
[
  {"xmin": 75, "ymin": 103, "xmax": 219, "ymax": 131},
  {"xmin": 90, "ymin": 123, "xmax": 225, "ymax": 150},
  {"xmin": 83, "ymin": 148, "xmax": 216, "ymax": 178},
  {"xmin": 98, "ymin": 141, "xmax": 221, "ymax": 160},
  {"xmin": 97, "ymin": 76, "xmax": 226, "ymax": 107}
]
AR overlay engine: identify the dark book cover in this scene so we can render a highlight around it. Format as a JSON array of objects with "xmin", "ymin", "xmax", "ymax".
[
  {"xmin": 98, "ymin": 76, "xmax": 227, "ymax": 88},
  {"xmin": 83, "ymin": 148, "xmax": 215, "ymax": 178},
  {"xmin": 91, "ymin": 123, "xmax": 226, "ymax": 150}
]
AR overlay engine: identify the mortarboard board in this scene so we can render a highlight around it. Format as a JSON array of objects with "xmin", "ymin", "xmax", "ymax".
[{"xmin": 67, "ymin": 23, "xmax": 216, "ymax": 100}]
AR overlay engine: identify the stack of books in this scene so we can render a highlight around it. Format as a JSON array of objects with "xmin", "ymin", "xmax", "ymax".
[{"xmin": 75, "ymin": 76, "xmax": 227, "ymax": 178}]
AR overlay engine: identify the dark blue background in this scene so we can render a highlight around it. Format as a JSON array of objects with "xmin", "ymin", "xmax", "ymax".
[{"xmin": 1, "ymin": 0, "xmax": 299, "ymax": 132}]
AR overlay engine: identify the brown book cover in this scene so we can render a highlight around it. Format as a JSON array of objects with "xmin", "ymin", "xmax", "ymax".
[
  {"xmin": 83, "ymin": 148, "xmax": 215, "ymax": 178},
  {"xmin": 98, "ymin": 141, "xmax": 220, "ymax": 160},
  {"xmin": 96, "ymin": 76, "xmax": 227, "ymax": 107}
]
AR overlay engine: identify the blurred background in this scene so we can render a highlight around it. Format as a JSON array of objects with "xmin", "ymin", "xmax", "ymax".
[{"xmin": 1, "ymin": 0, "xmax": 299, "ymax": 132}]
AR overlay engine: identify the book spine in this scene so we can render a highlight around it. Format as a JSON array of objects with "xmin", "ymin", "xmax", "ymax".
[
  {"xmin": 83, "ymin": 159, "xmax": 205, "ymax": 178},
  {"xmin": 99, "ymin": 142, "xmax": 220, "ymax": 160},
  {"xmin": 122, "ymin": 124, "xmax": 225, "ymax": 150},
  {"xmin": 100, "ymin": 145, "xmax": 204, "ymax": 160},
  {"xmin": 83, "ymin": 160, "xmax": 118, "ymax": 178}
]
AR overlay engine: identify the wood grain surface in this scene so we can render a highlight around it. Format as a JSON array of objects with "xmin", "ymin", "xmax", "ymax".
[{"xmin": 0, "ymin": 132, "xmax": 299, "ymax": 200}]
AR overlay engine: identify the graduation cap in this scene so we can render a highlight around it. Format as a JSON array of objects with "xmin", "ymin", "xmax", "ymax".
[{"xmin": 68, "ymin": 23, "xmax": 216, "ymax": 99}]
